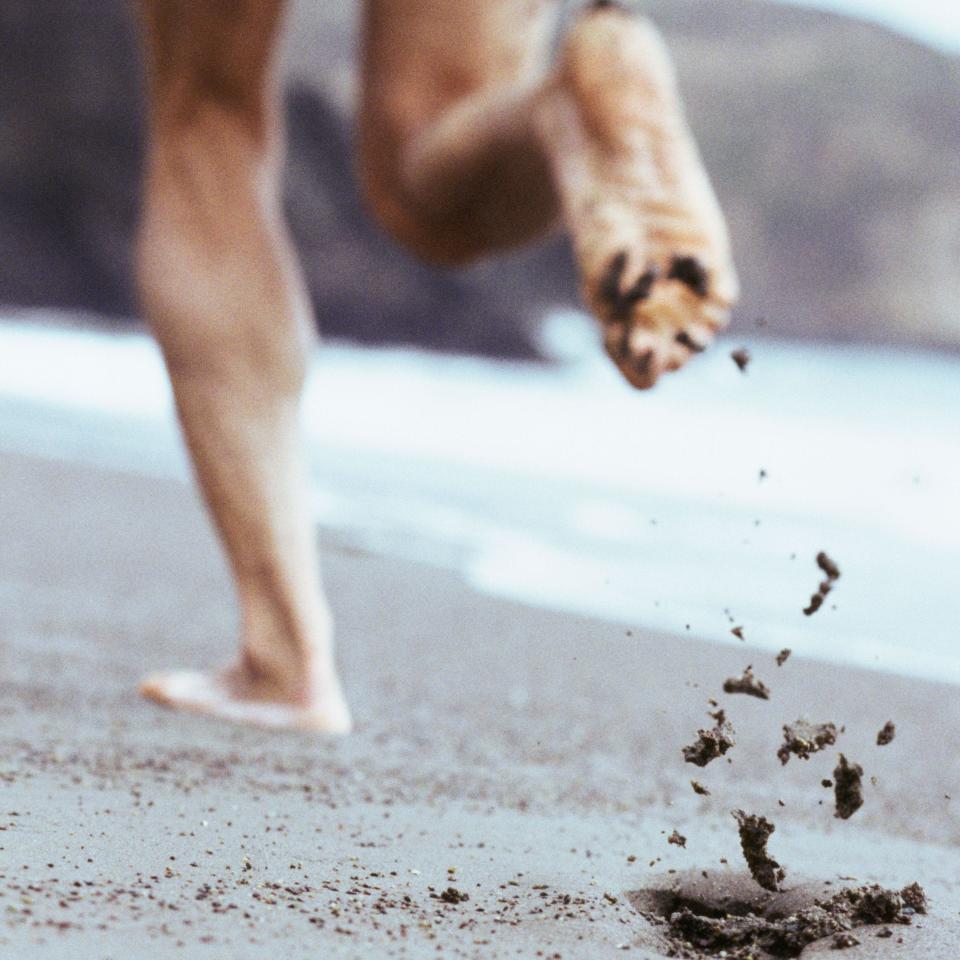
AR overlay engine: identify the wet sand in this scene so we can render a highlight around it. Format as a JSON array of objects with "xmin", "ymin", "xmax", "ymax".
[{"xmin": 2, "ymin": 450, "xmax": 959, "ymax": 958}]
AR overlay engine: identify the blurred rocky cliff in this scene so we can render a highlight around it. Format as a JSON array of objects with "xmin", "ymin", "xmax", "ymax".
[{"xmin": 1, "ymin": 0, "xmax": 958, "ymax": 355}]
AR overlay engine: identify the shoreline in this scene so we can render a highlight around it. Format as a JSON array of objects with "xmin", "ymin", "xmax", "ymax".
[{"xmin": 1, "ymin": 315, "xmax": 959, "ymax": 688}]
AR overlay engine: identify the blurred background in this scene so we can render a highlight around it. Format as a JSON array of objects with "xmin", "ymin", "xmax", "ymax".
[
  {"xmin": 1, "ymin": 0, "xmax": 958, "ymax": 682},
  {"xmin": 2, "ymin": 0, "xmax": 959, "ymax": 352}
]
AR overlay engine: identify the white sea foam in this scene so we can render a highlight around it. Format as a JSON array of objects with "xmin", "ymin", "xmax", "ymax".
[{"xmin": 1, "ymin": 309, "xmax": 958, "ymax": 683}]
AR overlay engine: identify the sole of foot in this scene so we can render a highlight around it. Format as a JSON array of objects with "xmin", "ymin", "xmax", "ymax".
[{"xmin": 540, "ymin": 3, "xmax": 739, "ymax": 388}]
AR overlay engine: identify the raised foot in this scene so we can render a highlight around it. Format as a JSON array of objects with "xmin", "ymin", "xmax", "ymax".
[
  {"xmin": 543, "ymin": 4, "xmax": 739, "ymax": 389},
  {"xmin": 139, "ymin": 669, "xmax": 353, "ymax": 733}
]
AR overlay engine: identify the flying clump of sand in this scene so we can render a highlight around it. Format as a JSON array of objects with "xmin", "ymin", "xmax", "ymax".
[{"xmin": 659, "ymin": 550, "xmax": 928, "ymax": 957}]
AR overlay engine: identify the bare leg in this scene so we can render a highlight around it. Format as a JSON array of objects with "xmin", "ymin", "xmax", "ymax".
[
  {"xmin": 359, "ymin": 0, "xmax": 562, "ymax": 264},
  {"xmin": 134, "ymin": 0, "xmax": 350, "ymax": 731},
  {"xmin": 359, "ymin": 0, "xmax": 738, "ymax": 388}
]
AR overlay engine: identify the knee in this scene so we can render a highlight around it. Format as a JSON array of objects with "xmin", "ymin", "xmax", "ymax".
[
  {"xmin": 357, "ymin": 158, "xmax": 484, "ymax": 268},
  {"xmin": 356, "ymin": 101, "xmax": 497, "ymax": 267}
]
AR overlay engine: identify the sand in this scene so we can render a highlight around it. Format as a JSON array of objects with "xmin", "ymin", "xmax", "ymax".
[{"xmin": 1, "ymin": 448, "xmax": 959, "ymax": 958}]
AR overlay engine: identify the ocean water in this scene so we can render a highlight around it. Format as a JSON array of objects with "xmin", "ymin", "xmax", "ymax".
[{"xmin": 1, "ymin": 310, "xmax": 958, "ymax": 683}]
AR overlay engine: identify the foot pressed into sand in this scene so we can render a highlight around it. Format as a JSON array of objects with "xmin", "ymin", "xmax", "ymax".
[{"xmin": 139, "ymin": 660, "xmax": 353, "ymax": 733}]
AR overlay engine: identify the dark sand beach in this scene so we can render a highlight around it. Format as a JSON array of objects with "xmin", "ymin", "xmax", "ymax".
[{"xmin": 2, "ymin": 450, "xmax": 959, "ymax": 958}]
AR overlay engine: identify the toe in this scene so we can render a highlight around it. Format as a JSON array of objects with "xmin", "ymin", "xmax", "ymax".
[
  {"xmin": 139, "ymin": 670, "xmax": 219, "ymax": 710},
  {"xmin": 623, "ymin": 328, "xmax": 668, "ymax": 388},
  {"xmin": 674, "ymin": 328, "xmax": 708, "ymax": 354},
  {"xmin": 602, "ymin": 319, "xmax": 629, "ymax": 363},
  {"xmin": 139, "ymin": 671, "xmax": 176, "ymax": 706},
  {"xmin": 675, "ymin": 317, "xmax": 718, "ymax": 353}
]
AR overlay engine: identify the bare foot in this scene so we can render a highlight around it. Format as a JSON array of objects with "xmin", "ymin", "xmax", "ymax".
[
  {"xmin": 140, "ymin": 659, "xmax": 353, "ymax": 733},
  {"xmin": 539, "ymin": 3, "xmax": 738, "ymax": 388}
]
